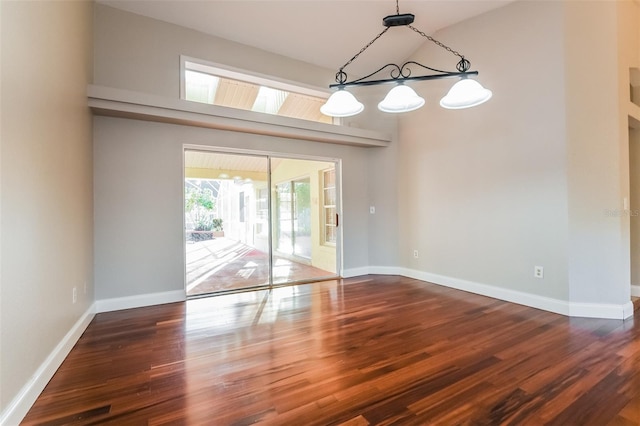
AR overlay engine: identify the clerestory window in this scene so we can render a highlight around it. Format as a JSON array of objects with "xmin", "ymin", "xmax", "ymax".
[{"xmin": 182, "ymin": 58, "xmax": 334, "ymax": 125}]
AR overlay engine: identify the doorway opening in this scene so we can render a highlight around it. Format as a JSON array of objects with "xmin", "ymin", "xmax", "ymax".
[
  {"xmin": 630, "ymin": 67, "xmax": 640, "ymax": 305},
  {"xmin": 184, "ymin": 149, "xmax": 340, "ymax": 296},
  {"xmin": 630, "ymin": 125, "xmax": 640, "ymax": 305}
]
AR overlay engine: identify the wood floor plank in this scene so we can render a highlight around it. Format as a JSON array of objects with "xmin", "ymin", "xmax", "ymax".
[{"xmin": 21, "ymin": 276, "xmax": 640, "ymax": 425}]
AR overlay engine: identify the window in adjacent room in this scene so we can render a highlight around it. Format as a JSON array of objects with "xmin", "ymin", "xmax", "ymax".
[
  {"xmin": 182, "ymin": 58, "xmax": 334, "ymax": 124},
  {"xmin": 322, "ymin": 168, "xmax": 337, "ymax": 245}
]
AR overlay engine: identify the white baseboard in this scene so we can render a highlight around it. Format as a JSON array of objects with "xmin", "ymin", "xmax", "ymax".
[
  {"xmin": 622, "ymin": 301, "xmax": 635, "ymax": 320},
  {"xmin": 343, "ymin": 266, "xmax": 402, "ymax": 277},
  {"xmin": 374, "ymin": 267, "xmax": 633, "ymax": 320},
  {"xmin": 342, "ymin": 267, "xmax": 370, "ymax": 278},
  {"xmin": 398, "ymin": 267, "xmax": 572, "ymax": 314},
  {"xmin": 0, "ymin": 303, "xmax": 96, "ymax": 426},
  {"xmin": 569, "ymin": 301, "xmax": 634, "ymax": 320},
  {"xmin": 632, "ymin": 285, "xmax": 640, "ymax": 297},
  {"xmin": 96, "ymin": 290, "xmax": 185, "ymax": 313},
  {"xmin": 368, "ymin": 266, "xmax": 399, "ymax": 275}
]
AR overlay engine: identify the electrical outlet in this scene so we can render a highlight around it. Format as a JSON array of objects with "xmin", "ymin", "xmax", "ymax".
[
  {"xmin": 370, "ymin": 206, "xmax": 376, "ymax": 214},
  {"xmin": 72, "ymin": 287, "xmax": 77, "ymax": 304},
  {"xmin": 413, "ymin": 250, "xmax": 419, "ymax": 259},
  {"xmin": 534, "ymin": 266, "xmax": 544, "ymax": 279}
]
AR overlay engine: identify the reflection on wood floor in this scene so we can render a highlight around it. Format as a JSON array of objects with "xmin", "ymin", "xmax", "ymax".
[
  {"xmin": 186, "ymin": 237, "xmax": 333, "ymax": 295},
  {"xmin": 22, "ymin": 276, "xmax": 639, "ymax": 425}
]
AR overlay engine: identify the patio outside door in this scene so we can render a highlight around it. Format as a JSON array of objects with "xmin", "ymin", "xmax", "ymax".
[{"xmin": 185, "ymin": 150, "xmax": 339, "ymax": 296}]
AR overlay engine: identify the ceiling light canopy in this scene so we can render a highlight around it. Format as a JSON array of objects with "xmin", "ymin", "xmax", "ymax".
[{"xmin": 322, "ymin": 0, "xmax": 492, "ymax": 117}]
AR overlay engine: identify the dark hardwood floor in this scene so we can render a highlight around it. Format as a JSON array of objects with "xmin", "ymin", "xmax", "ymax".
[{"xmin": 23, "ymin": 276, "xmax": 639, "ymax": 425}]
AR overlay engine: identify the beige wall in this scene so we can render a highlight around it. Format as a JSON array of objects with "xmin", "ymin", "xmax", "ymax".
[
  {"xmin": 94, "ymin": 4, "xmax": 327, "ymax": 98},
  {"xmin": 0, "ymin": 0, "xmax": 93, "ymax": 414},
  {"xmin": 398, "ymin": 0, "xmax": 633, "ymax": 306},
  {"xmin": 565, "ymin": 1, "xmax": 628, "ymax": 304},
  {"xmin": 367, "ymin": 135, "xmax": 400, "ymax": 267},
  {"xmin": 398, "ymin": 1, "xmax": 570, "ymax": 300}
]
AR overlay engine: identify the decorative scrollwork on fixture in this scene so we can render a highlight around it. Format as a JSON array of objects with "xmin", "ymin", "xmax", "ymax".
[
  {"xmin": 331, "ymin": 59, "xmax": 478, "ymax": 88},
  {"xmin": 321, "ymin": 0, "xmax": 492, "ymax": 117},
  {"xmin": 456, "ymin": 58, "xmax": 471, "ymax": 73},
  {"xmin": 329, "ymin": 0, "xmax": 478, "ymax": 89}
]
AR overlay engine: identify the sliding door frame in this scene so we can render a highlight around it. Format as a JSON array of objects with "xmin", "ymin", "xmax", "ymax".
[{"xmin": 183, "ymin": 144, "xmax": 343, "ymax": 295}]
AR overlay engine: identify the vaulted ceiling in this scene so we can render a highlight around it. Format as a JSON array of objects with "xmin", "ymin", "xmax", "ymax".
[{"xmin": 97, "ymin": 0, "xmax": 515, "ymax": 77}]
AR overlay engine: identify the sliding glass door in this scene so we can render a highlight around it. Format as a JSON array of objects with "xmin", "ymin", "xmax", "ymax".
[
  {"xmin": 185, "ymin": 149, "xmax": 339, "ymax": 296},
  {"xmin": 276, "ymin": 178, "xmax": 311, "ymax": 259}
]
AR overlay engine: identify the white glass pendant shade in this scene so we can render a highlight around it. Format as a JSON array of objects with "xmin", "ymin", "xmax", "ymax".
[
  {"xmin": 377, "ymin": 84, "xmax": 425, "ymax": 113},
  {"xmin": 320, "ymin": 89, "xmax": 364, "ymax": 117},
  {"xmin": 440, "ymin": 78, "xmax": 492, "ymax": 109}
]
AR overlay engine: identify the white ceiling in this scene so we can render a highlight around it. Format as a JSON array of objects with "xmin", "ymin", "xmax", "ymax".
[{"xmin": 98, "ymin": 0, "xmax": 515, "ymax": 77}]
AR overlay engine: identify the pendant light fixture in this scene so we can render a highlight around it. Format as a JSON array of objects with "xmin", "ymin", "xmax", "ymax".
[{"xmin": 322, "ymin": 0, "xmax": 492, "ymax": 117}]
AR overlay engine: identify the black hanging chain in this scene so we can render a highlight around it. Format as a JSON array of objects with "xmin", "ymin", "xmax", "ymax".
[
  {"xmin": 407, "ymin": 25, "xmax": 470, "ymax": 72},
  {"xmin": 406, "ymin": 25, "xmax": 463, "ymax": 59},
  {"xmin": 335, "ymin": 0, "xmax": 471, "ymax": 84},
  {"xmin": 398, "ymin": 0, "xmax": 465, "ymax": 64},
  {"xmin": 336, "ymin": 27, "xmax": 390, "ymax": 84},
  {"xmin": 335, "ymin": 0, "xmax": 400, "ymax": 83}
]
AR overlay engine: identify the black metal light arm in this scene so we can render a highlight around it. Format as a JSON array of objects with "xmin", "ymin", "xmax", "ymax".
[
  {"xmin": 330, "ymin": 59, "xmax": 478, "ymax": 89},
  {"xmin": 329, "ymin": 70, "xmax": 478, "ymax": 89}
]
